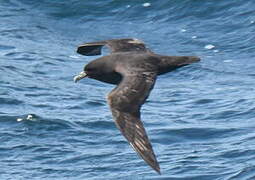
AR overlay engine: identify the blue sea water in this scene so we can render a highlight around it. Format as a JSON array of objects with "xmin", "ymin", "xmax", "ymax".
[{"xmin": 1, "ymin": 0, "xmax": 255, "ymax": 179}]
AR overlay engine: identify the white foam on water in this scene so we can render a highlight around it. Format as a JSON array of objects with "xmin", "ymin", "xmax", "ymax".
[
  {"xmin": 17, "ymin": 114, "xmax": 36, "ymax": 122},
  {"xmin": 181, "ymin": 29, "xmax": 187, "ymax": 32},
  {"xmin": 143, "ymin": 3, "xmax": 151, "ymax": 7},
  {"xmin": 223, "ymin": 60, "xmax": 233, "ymax": 63},
  {"xmin": 17, "ymin": 118, "xmax": 23, "ymax": 122},
  {"xmin": 69, "ymin": 55, "xmax": 80, "ymax": 59},
  {"xmin": 27, "ymin": 114, "xmax": 33, "ymax": 120},
  {"xmin": 192, "ymin": 36, "xmax": 197, "ymax": 39},
  {"xmin": 205, "ymin": 44, "xmax": 215, "ymax": 50}
]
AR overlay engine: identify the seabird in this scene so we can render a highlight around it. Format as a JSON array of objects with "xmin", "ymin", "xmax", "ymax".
[{"xmin": 74, "ymin": 38, "xmax": 200, "ymax": 174}]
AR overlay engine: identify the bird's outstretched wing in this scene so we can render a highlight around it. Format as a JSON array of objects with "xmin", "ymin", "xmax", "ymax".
[
  {"xmin": 77, "ymin": 38, "xmax": 149, "ymax": 56},
  {"xmin": 107, "ymin": 65, "xmax": 160, "ymax": 174}
]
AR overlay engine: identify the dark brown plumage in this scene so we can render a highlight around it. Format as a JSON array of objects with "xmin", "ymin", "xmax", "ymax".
[{"xmin": 74, "ymin": 38, "xmax": 200, "ymax": 174}]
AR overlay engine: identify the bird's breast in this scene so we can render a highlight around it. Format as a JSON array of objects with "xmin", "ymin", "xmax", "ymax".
[{"xmin": 91, "ymin": 72, "xmax": 122, "ymax": 85}]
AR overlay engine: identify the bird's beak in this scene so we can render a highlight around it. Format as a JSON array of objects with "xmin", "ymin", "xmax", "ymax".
[{"xmin": 73, "ymin": 71, "xmax": 87, "ymax": 83}]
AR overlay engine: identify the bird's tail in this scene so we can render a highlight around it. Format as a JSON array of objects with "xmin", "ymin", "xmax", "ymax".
[{"xmin": 157, "ymin": 55, "xmax": 200, "ymax": 75}]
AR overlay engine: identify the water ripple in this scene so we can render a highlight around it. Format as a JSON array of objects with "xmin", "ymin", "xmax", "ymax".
[{"xmin": 1, "ymin": 0, "xmax": 255, "ymax": 179}]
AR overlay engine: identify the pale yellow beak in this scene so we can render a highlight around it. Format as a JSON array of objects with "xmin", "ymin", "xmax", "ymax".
[{"xmin": 73, "ymin": 71, "xmax": 87, "ymax": 83}]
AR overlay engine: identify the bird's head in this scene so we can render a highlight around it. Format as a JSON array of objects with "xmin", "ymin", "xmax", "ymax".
[
  {"xmin": 73, "ymin": 59, "xmax": 103, "ymax": 83},
  {"xmin": 83, "ymin": 60, "xmax": 103, "ymax": 78},
  {"xmin": 74, "ymin": 58, "xmax": 120, "ymax": 84}
]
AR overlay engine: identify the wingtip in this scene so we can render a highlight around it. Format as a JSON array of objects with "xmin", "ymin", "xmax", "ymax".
[
  {"xmin": 76, "ymin": 44, "xmax": 102, "ymax": 56},
  {"xmin": 129, "ymin": 141, "xmax": 161, "ymax": 175},
  {"xmin": 154, "ymin": 166, "xmax": 161, "ymax": 175}
]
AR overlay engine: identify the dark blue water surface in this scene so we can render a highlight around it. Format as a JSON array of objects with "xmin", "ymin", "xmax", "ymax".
[{"xmin": 1, "ymin": 0, "xmax": 255, "ymax": 179}]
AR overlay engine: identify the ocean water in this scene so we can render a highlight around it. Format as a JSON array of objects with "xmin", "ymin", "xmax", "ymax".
[{"xmin": 1, "ymin": 0, "xmax": 255, "ymax": 179}]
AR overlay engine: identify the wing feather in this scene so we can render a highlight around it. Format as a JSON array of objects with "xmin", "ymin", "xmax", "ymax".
[
  {"xmin": 77, "ymin": 38, "xmax": 149, "ymax": 56},
  {"xmin": 107, "ymin": 71, "xmax": 160, "ymax": 174}
]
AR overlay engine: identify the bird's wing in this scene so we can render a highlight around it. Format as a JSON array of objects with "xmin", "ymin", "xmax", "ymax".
[
  {"xmin": 77, "ymin": 38, "xmax": 149, "ymax": 56},
  {"xmin": 107, "ymin": 65, "xmax": 160, "ymax": 174}
]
